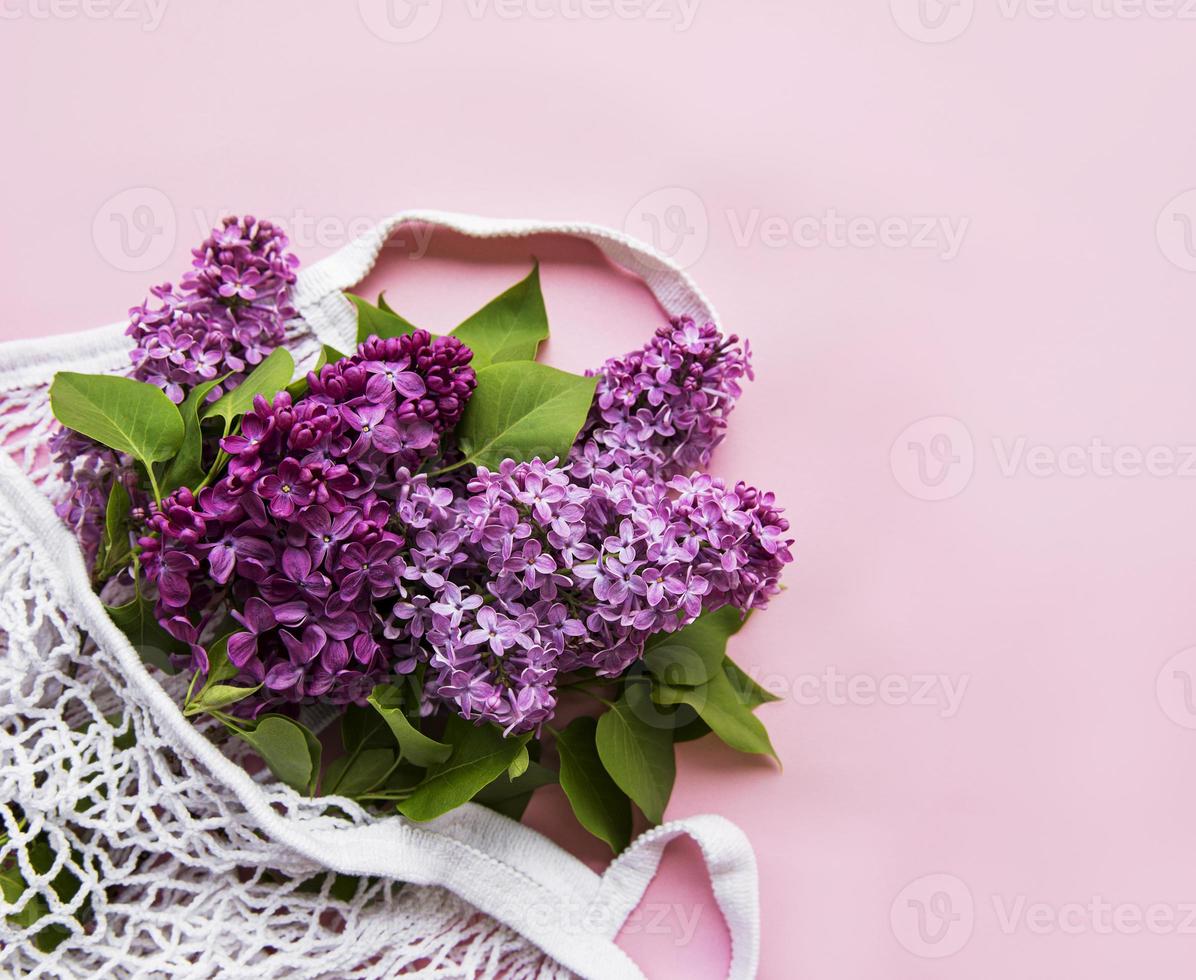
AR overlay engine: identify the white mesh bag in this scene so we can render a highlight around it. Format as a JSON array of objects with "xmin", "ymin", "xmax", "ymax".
[{"xmin": 0, "ymin": 211, "xmax": 761, "ymax": 979}]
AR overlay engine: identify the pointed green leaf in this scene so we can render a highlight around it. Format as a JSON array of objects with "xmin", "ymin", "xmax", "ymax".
[
  {"xmin": 397, "ymin": 716, "xmax": 528, "ymax": 822},
  {"xmin": 474, "ymin": 759, "xmax": 558, "ymax": 820},
  {"xmin": 451, "ymin": 262, "xmax": 548, "ymax": 368},
  {"xmin": 162, "ymin": 375, "xmax": 226, "ymax": 493},
  {"xmin": 95, "ymin": 479, "xmax": 132, "ymax": 577},
  {"xmin": 595, "ymin": 694, "xmax": 676, "ymax": 825},
  {"xmin": 456, "ymin": 361, "xmax": 598, "ymax": 470},
  {"xmin": 184, "ymin": 634, "xmax": 261, "ymax": 716},
  {"xmin": 231, "ymin": 715, "xmax": 321, "ymax": 794},
  {"xmin": 184, "ymin": 682, "xmax": 262, "ymax": 715},
  {"xmin": 368, "ymin": 684, "xmax": 452, "ymax": 768},
  {"xmin": 323, "ymin": 748, "xmax": 396, "ymax": 798},
  {"xmin": 50, "ymin": 372, "xmax": 184, "ymax": 471},
  {"xmin": 349, "ymin": 293, "xmax": 421, "ymax": 344},
  {"xmin": 557, "ymin": 716, "xmax": 633, "ymax": 853},
  {"xmin": 204, "ymin": 348, "xmax": 294, "ymax": 425},
  {"xmin": 723, "ymin": 656, "xmax": 781, "ymax": 707},
  {"xmin": 655, "ymin": 670, "xmax": 779, "ymax": 761},
  {"xmin": 643, "ymin": 605, "xmax": 747, "ymax": 687},
  {"xmin": 507, "ymin": 744, "xmax": 530, "ymax": 779}
]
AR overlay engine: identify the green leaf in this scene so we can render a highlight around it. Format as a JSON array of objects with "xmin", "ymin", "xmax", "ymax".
[
  {"xmin": 341, "ymin": 702, "xmax": 396, "ymax": 754},
  {"xmin": 723, "ymin": 656, "xmax": 781, "ymax": 708},
  {"xmin": 655, "ymin": 670, "xmax": 779, "ymax": 761},
  {"xmin": 507, "ymin": 744, "xmax": 530, "ymax": 779},
  {"xmin": 104, "ymin": 593, "xmax": 183, "ymax": 674},
  {"xmin": 204, "ymin": 348, "xmax": 294, "ymax": 426},
  {"xmin": 557, "ymin": 716, "xmax": 633, "ymax": 853},
  {"xmin": 201, "ymin": 634, "xmax": 238, "ymax": 687},
  {"xmin": 184, "ymin": 682, "xmax": 261, "ymax": 716},
  {"xmin": 184, "ymin": 634, "xmax": 260, "ymax": 716},
  {"xmin": 350, "ymin": 293, "xmax": 421, "ymax": 344},
  {"xmin": 323, "ymin": 748, "xmax": 396, "ymax": 798},
  {"xmin": 368, "ymin": 684, "xmax": 452, "ymax": 768},
  {"xmin": 455, "ymin": 361, "xmax": 598, "ymax": 470},
  {"xmin": 451, "ymin": 262, "xmax": 548, "ymax": 368},
  {"xmin": 161, "ymin": 375, "xmax": 226, "ymax": 493},
  {"xmin": 642, "ymin": 606, "xmax": 747, "ymax": 687},
  {"xmin": 231, "ymin": 715, "xmax": 322, "ymax": 794},
  {"xmin": 50, "ymin": 372, "xmax": 184, "ymax": 474},
  {"xmin": 397, "ymin": 716, "xmax": 528, "ymax": 822},
  {"xmin": 95, "ymin": 479, "xmax": 132, "ymax": 577},
  {"xmin": 595, "ymin": 694, "xmax": 676, "ymax": 825},
  {"xmin": 472, "ymin": 760, "xmax": 557, "ymax": 821}
]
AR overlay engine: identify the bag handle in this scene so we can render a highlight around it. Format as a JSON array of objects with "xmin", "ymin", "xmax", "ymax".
[{"xmin": 290, "ymin": 209, "xmax": 720, "ymax": 352}]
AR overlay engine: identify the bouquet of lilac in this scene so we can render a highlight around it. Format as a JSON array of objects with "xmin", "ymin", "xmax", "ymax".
[{"xmin": 48, "ymin": 217, "xmax": 792, "ymax": 852}]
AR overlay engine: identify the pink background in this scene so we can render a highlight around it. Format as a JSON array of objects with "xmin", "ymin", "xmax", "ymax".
[{"xmin": 5, "ymin": 2, "xmax": 1196, "ymax": 977}]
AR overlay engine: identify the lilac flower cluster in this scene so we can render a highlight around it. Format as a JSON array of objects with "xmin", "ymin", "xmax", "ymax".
[
  {"xmin": 571, "ymin": 316, "xmax": 752, "ymax": 482},
  {"xmin": 127, "ymin": 216, "xmax": 299, "ymax": 403},
  {"xmin": 52, "ymin": 216, "xmax": 299, "ymax": 570},
  {"xmin": 140, "ymin": 331, "xmax": 477, "ymax": 707},
  {"xmin": 406, "ymin": 459, "xmax": 792, "ymax": 732}
]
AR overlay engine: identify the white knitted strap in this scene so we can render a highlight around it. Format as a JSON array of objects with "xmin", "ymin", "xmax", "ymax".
[
  {"xmin": 290, "ymin": 209, "xmax": 721, "ymax": 353},
  {"xmin": 589, "ymin": 815, "xmax": 760, "ymax": 980}
]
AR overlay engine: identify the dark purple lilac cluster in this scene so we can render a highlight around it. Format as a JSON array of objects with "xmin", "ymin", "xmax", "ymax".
[
  {"xmin": 127, "ymin": 216, "xmax": 299, "ymax": 403},
  {"xmin": 139, "ymin": 332, "xmax": 477, "ymax": 706},
  {"xmin": 571, "ymin": 316, "xmax": 752, "ymax": 482}
]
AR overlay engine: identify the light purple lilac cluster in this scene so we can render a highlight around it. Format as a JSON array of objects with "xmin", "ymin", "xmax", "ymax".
[
  {"xmin": 571, "ymin": 316, "xmax": 752, "ymax": 481},
  {"xmin": 139, "ymin": 332, "xmax": 477, "ymax": 705},
  {"xmin": 407, "ymin": 459, "xmax": 792, "ymax": 733},
  {"xmin": 127, "ymin": 216, "xmax": 299, "ymax": 403},
  {"xmin": 51, "ymin": 216, "xmax": 299, "ymax": 569}
]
